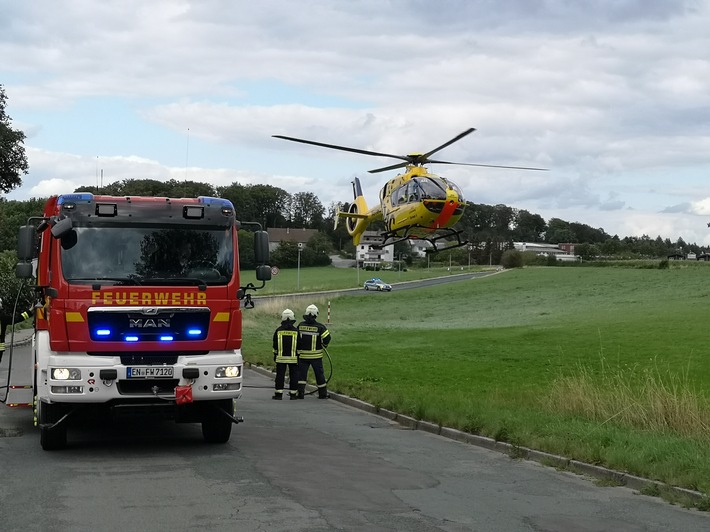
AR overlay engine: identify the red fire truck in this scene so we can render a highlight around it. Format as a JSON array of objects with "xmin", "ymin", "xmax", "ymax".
[{"xmin": 10, "ymin": 193, "xmax": 271, "ymax": 450}]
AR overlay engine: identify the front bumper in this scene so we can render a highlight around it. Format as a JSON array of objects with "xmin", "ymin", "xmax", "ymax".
[{"xmin": 38, "ymin": 351, "xmax": 243, "ymax": 404}]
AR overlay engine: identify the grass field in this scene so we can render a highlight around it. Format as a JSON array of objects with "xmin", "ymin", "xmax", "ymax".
[{"xmin": 241, "ymin": 262, "xmax": 710, "ymax": 505}]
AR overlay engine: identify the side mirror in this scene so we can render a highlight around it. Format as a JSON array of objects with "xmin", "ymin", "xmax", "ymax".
[
  {"xmin": 16, "ymin": 262, "xmax": 34, "ymax": 279},
  {"xmin": 50, "ymin": 216, "xmax": 73, "ymax": 239},
  {"xmin": 17, "ymin": 225, "xmax": 37, "ymax": 261},
  {"xmin": 256, "ymin": 264, "xmax": 272, "ymax": 282},
  {"xmin": 254, "ymin": 230, "xmax": 269, "ymax": 265}
]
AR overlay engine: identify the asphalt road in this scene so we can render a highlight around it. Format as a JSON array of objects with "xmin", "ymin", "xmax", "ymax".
[
  {"xmin": 255, "ymin": 270, "xmax": 497, "ymax": 305},
  {"xmin": 2, "ymin": 343, "xmax": 709, "ymax": 531}
]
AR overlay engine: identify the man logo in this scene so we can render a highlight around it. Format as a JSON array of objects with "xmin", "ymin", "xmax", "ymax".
[{"xmin": 129, "ymin": 318, "xmax": 171, "ymax": 328}]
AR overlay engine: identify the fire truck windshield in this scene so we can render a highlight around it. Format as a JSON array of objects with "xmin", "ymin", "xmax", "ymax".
[{"xmin": 60, "ymin": 225, "xmax": 234, "ymax": 285}]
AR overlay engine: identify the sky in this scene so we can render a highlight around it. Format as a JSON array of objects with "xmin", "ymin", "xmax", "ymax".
[{"xmin": 2, "ymin": 0, "xmax": 710, "ymax": 244}]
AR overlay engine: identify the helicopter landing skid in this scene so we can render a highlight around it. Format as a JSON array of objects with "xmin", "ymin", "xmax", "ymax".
[
  {"xmin": 374, "ymin": 227, "xmax": 469, "ymax": 254},
  {"xmin": 421, "ymin": 229, "xmax": 469, "ymax": 254}
]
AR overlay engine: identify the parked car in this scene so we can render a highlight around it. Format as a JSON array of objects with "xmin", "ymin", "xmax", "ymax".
[{"xmin": 364, "ymin": 278, "xmax": 392, "ymax": 291}]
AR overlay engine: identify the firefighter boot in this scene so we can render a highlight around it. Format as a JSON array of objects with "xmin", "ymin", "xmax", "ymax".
[
  {"xmin": 272, "ymin": 392, "xmax": 283, "ymax": 400},
  {"xmin": 297, "ymin": 387, "xmax": 305, "ymax": 399},
  {"xmin": 318, "ymin": 387, "xmax": 329, "ymax": 399}
]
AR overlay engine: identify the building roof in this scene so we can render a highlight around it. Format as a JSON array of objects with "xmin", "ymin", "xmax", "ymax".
[{"xmin": 266, "ymin": 227, "xmax": 319, "ymax": 243}]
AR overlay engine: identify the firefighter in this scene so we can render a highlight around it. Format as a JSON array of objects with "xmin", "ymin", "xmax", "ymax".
[
  {"xmin": 272, "ymin": 308, "xmax": 300, "ymax": 400},
  {"xmin": 296, "ymin": 304, "xmax": 331, "ymax": 399},
  {"xmin": 0, "ymin": 298, "xmax": 34, "ymax": 364}
]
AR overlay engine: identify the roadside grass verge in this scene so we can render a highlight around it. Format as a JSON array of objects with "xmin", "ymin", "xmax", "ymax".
[{"xmin": 241, "ymin": 264, "xmax": 710, "ymax": 499}]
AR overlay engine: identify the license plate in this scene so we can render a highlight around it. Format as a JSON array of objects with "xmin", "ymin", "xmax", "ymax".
[{"xmin": 126, "ymin": 366, "xmax": 174, "ymax": 379}]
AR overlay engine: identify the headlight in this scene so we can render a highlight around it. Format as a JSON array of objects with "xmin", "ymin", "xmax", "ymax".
[
  {"xmin": 215, "ymin": 366, "xmax": 241, "ymax": 378},
  {"xmin": 51, "ymin": 368, "xmax": 82, "ymax": 380}
]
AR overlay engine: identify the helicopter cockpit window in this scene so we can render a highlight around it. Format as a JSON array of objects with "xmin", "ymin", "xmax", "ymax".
[
  {"xmin": 417, "ymin": 177, "xmax": 448, "ymax": 200},
  {"xmin": 448, "ymin": 181, "xmax": 465, "ymax": 202},
  {"xmin": 392, "ymin": 187, "xmax": 407, "ymax": 206},
  {"xmin": 407, "ymin": 183, "xmax": 420, "ymax": 203}
]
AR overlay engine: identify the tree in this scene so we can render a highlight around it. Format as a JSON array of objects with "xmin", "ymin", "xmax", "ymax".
[
  {"xmin": 0, "ymin": 85, "xmax": 29, "ymax": 194},
  {"xmin": 600, "ymin": 237, "xmax": 624, "ymax": 257},
  {"xmin": 237, "ymin": 229, "xmax": 256, "ymax": 270},
  {"xmin": 75, "ymin": 178, "xmax": 216, "ymax": 198},
  {"xmin": 307, "ymin": 232, "xmax": 334, "ymax": 258},
  {"xmin": 0, "ymin": 197, "xmax": 46, "ymax": 252},
  {"xmin": 512, "ymin": 209, "xmax": 547, "ymax": 242},
  {"xmin": 218, "ymin": 183, "xmax": 290, "ymax": 228},
  {"xmin": 546, "ymin": 218, "xmax": 577, "ymax": 244},
  {"xmin": 570, "ymin": 222, "xmax": 609, "ymax": 244},
  {"xmin": 288, "ymin": 192, "xmax": 325, "ymax": 229},
  {"xmin": 575, "ymin": 243, "xmax": 600, "ymax": 261},
  {"xmin": 271, "ymin": 240, "xmax": 300, "ymax": 268},
  {"xmin": 458, "ymin": 203, "xmax": 514, "ymax": 259},
  {"xmin": 218, "ymin": 183, "xmax": 258, "ymax": 222}
]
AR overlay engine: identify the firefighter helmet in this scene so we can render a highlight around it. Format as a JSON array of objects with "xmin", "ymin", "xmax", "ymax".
[
  {"xmin": 305, "ymin": 304, "xmax": 319, "ymax": 317},
  {"xmin": 281, "ymin": 309, "xmax": 295, "ymax": 322}
]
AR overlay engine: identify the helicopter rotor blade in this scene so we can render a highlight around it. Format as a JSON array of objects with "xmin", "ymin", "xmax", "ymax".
[
  {"xmin": 419, "ymin": 128, "xmax": 477, "ymax": 161},
  {"xmin": 368, "ymin": 161, "xmax": 410, "ymax": 174},
  {"xmin": 272, "ymin": 135, "xmax": 409, "ymax": 162},
  {"xmin": 274, "ymin": 129, "xmax": 546, "ymax": 173},
  {"xmin": 427, "ymin": 159, "xmax": 548, "ymax": 171}
]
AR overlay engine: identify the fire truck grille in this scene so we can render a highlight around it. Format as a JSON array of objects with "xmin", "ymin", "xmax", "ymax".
[{"xmin": 120, "ymin": 354, "xmax": 180, "ymax": 365}]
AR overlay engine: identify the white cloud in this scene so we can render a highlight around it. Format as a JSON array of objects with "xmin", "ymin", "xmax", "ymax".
[
  {"xmin": 690, "ymin": 197, "xmax": 710, "ymax": 216},
  {"xmin": 3, "ymin": 0, "xmax": 710, "ymax": 245}
]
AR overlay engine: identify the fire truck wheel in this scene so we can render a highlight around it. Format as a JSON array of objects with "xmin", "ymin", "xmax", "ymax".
[
  {"xmin": 39, "ymin": 401, "xmax": 68, "ymax": 451},
  {"xmin": 201, "ymin": 400, "xmax": 233, "ymax": 444}
]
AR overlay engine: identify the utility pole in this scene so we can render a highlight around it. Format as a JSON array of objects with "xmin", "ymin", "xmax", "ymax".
[{"xmin": 297, "ymin": 242, "xmax": 303, "ymax": 290}]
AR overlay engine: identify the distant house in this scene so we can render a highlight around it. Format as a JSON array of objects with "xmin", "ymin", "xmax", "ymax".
[
  {"xmin": 357, "ymin": 231, "xmax": 394, "ymax": 268},
  {"xmin": 266, "ymin": 227, "xmax": 319, "ymax": 252},
  {"xmin": 514, "ymin": 242, "xmax": 578, "ymax": 261},
  {"xmin": 698, "ymin": 253, "xmax": 710, "ymax": 262},
  {"xmin": 408, "ymin": 239, "xmax": 433, "ymax": 258},
  {"xmin": 515, "ymin": 242, "xmax": 566, "ymax": 255},
  {"xmin": 668, "ymin": 252, "xmax": 685, "ymax": 261},
  {"xmin": 558, "ymin": 243, "xmax": 577, "ymax": 254}
]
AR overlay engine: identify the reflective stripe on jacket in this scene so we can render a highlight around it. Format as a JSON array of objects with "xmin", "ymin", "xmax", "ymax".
[
  {"xmin": 273, "ymin": 322, "xmax": 299, "ymax": 364},
  {"xmin": 297, "ymin": 321, "xmax": 331, "ymax": 359}
]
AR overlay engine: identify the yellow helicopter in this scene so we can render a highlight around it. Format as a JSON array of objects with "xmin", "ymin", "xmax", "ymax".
[{"xmin": 273, "ymin": 127, "xmax": 546, "ymax": 252}]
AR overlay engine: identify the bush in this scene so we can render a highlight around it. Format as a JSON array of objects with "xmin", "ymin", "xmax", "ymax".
[
  {"xmin": 501, "ymin": 249, "xmax": 523, "ymax": 269},
  {"xmin": 0, "ymin": 250, "xmax": 35, "ymax": 321}
]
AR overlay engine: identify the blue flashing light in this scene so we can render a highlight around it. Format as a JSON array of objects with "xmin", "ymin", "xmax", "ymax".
[
  {"xmin": 159, "ymin": 335, "xmax": 174, "ymax": 342},
  {"xmin": 198, "ymin": 196, "xmax": 233, "ymax": 209},
  {"xmin": 187, "ymin": 328, "xmax": 202, "ymax": 336},
  {"xmin": 95, "ymin": 329, "xmax": 111, "ymax": 336},
  {"xmin": 125, "ymin": 336, "xmax": 139, "ymax": 342},
  {"xmin": 58, "ymin": 193, "xmax": 94, "ymax": 204}
]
